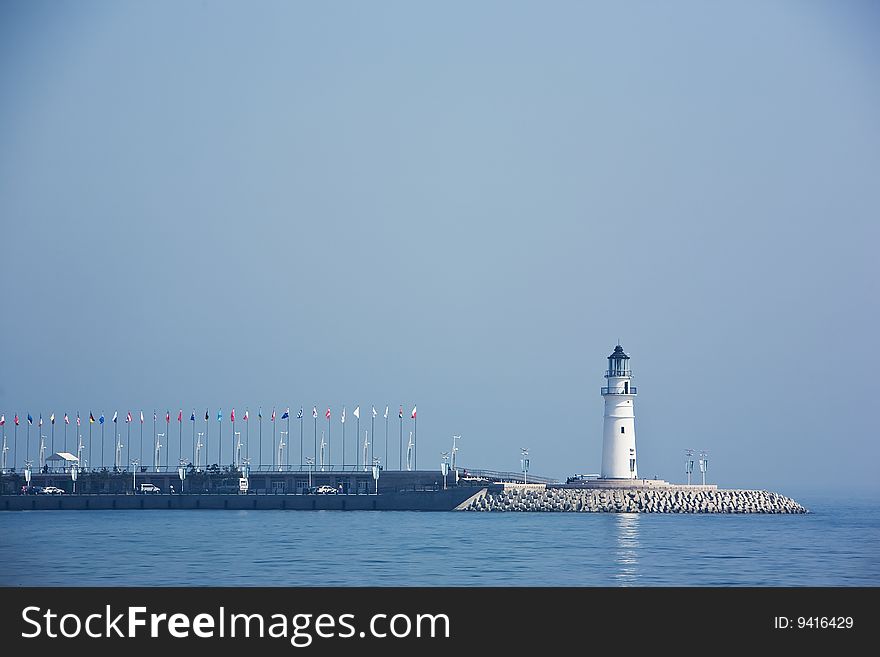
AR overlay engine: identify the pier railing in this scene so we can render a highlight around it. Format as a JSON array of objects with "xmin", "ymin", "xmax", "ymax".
[{"xmin": 600, "ymin": 386, "xmax": 637, "ymax": 395}]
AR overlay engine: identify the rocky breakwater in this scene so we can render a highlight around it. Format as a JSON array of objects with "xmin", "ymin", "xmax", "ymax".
[{"xmin": 462, "ymin": 487, "xmax": 807, "ymax": 513}]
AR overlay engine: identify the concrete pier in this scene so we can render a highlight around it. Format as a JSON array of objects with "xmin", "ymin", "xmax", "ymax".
[{"xmin": 0, "ymin": 488, "xmax": 479, "ymax": 512}]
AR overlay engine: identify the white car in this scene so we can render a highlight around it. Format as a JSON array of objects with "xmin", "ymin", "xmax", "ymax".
[
  {"xmin": 139, "ymin": 483, "xmax": 161, "ymax": 494},
  {"xmin": 40, "ymin": 486, "xmax": 65, "ymax": 495}
]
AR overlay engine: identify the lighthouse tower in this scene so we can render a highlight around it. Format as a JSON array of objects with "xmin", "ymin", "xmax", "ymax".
[{"xmin": 600, "ymin": 344, "xmax": 638, "ymax": 479}]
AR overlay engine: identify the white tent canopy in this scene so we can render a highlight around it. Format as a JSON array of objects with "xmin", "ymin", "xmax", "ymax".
[{"xmin": 46, "ymin": 452, "xmax": 79, "ymax": 463}]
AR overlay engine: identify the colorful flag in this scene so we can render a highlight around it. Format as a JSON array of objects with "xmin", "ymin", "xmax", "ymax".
[
  {"xmin": 217, "ymin": 409, "xmax": 222, "ymax": 422},
  {"xmin": 112, "ymin": 411, "xmax": 118, "ymax": 423},
  {"xmin": 50, "ymin": 413, "xmax": 56, "ymax": 425},
  {"xmin": 166, "ymin": 411, "xmax": 170, "ymax": 423},
  {"xmin": 258, "ymin": 408, "xmax": 262, "ymax": 420},
  {"xmin": 89, "ymin": 412, "xmax": 94, "ymax": 424},
  {"xmin": 398, "ymin": 406, "xmax": 403, "ymax": 419},
  {"xmin": 0, "ymin": 415, "xmax": 4, "ymax": 426},
  {"xmin": 27, "ymin": 413, "xmax": 33, "ymax": 425},
  {"xmin": 38, "ymin": 413, "xmax": 43, "ymax": 427},
  {"xmin": 353, "ymin": 406, "xmax": 359, "ymax": 420},
  {"xmin": 244, "ymin": 409, "xmax": 249, "ymax": 422},
  {"xmin": 76, "ymin": 412, "xmax": 81, "ymax": 426},
  {"xmin": 64, "ymin": 413, "xmax": 70, "ymax": 425},
  {"xmin": 372, "ymin": 406, "xmax": 377, "ymax": 418},
  {"xmin": 384, "ymin": 406, "xmax": 389, "ymax": 419},
  {"xmin": 281, "ymin": 409, "xmax": 289, "ymax": 420},
  {"xmin": 153, "ymin": 410, "xmax": 157, "ymax": 422},
  {"xmin": 312, "ymin": 407, "xmax": 318, "ymax": 419},
  {"xmin": 190, "ymin": 411, "xmax": 195, "ymax": 422},
  {"xmin": 178, "ymin": 410, "xmax": 182, "ymax": 423},
  {"xmin": 140, "ymin": 411, "xmax": 144, "ymax": 424},
  {"xmin": 99, "ymin": 413, "xmax": 104, "ymax": 425},
  {"xmin": 15, "ymin": 415, "xmax": 20, "ymax": 426},
  {"xmin": 230, "ymin": 409, "xmax": 235, "ymax": 422},
  {"xmin": 297, "ymin": 408, "xmax": 303, "ymax": 420},
  {"xmin": 126, "ymin": 412, "xmax": 132, "ymax": 423},
  {"xmin": 271, "ymin": 409, "xmax": 276, "ymax": 422},
  {"xmin": 411, "ymin": 406, "xmax": 417, "ymax": 419},
  {"xmin": 325, "ymin": 408, "xmax": 331, "ymax": 420},
  {"xmin": 341, "ymin": 407, "xmax": 346, "ymax": 424},
  {"xmin": 204, "ymin": 410, "xmax": 209, "ymax": 421}
]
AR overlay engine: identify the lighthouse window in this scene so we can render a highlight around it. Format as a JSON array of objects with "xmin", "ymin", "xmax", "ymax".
[{"xmin": 620, "ymin": 427, "xmax": 625, "ymax": 434}]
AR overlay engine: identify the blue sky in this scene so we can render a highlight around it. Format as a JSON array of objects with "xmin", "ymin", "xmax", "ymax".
[{"xmin": 0, "ymin": 1, "xmax": 877, "ymax": 495}]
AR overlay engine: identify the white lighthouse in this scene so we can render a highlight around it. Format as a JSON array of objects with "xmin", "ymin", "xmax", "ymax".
[{"xmin": 600, "ymin": 344, "xmax": 638, "ymax": 479}]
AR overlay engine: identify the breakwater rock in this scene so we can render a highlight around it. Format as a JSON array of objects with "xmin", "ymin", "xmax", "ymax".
[{"xmin": 461, "ymin": 487, "xmax": 807, "ymax": 513}]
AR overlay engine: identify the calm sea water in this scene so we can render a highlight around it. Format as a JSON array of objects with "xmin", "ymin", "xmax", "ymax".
[{"xmin": 0, "ymin": 496, "xmax": 877, "ymax": 586}]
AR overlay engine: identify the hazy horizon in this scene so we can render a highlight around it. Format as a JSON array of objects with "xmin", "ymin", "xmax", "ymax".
[{"xmin": 1, "ymin": 1, "xmax": 878, "ymax": 497}]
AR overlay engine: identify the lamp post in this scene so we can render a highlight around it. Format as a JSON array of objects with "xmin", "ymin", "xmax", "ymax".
[
  {"xmin": 1, "ymin": 436, "xmax": 7, "ymax": 474},
  {"xmin": 178, "ymin": 459, "xmax": 188, "ymax": 494},
  {"xmin": 155, "ymin": 433, "xmax": 165, "ymax": 472},
  {"xmin": 279, "ymin": 431, "xmax": 288, "ymax": 472},
  {"xmin": 305, "ymin": 456, "xmax": 314, "ymax": 491},
  {"xmin": 685, "ymin": 449, "xmax": 695, "ymax": 485},
  {"xmin": 130, "ymin": 458, "xmax": 139, "ymax": 493},
  {"xmin": 520, "ymin": 448, "xmax": 530, "ymax": 484},
  {"xmin": 699, "ymin": 450, "xmax": 709, "ymax": 486},
  {"xmin": 372, "ymin": 457, "xmax": 380, "ymax": 495},
  {"xmin": 451, "ymin": 435, "xmax": 460, "ymax": 476},
  {"xmin": 441, "ymin": 452, "xmax": 449, "ymax": 490},
  {"xmin": 24, "ymin": 460, "xmax": 32, "ymax": 491},
  {"xmin": 115, "ymin": 434, "xmax": 124, "ymax": 472},
  {"xmin": 196, "ymin": 432, "xmax": 204, "ymax": 471},
  {"xmin": 40, "ymin": 435, "xmax": 47, "ymax": 471},
  {"xmin": 234, "ymin": 432, "xmax": 242, "ymax": 470},
  {"xmin": 70, "ymin": 463, "xmax": 78, "ymax": 494}
]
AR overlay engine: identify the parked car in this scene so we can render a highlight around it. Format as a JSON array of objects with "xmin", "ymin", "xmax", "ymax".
[
  {"xmin": 307, "ymin": 485, "xmax": 337, "ymax": 495},
  {"xmin": 39, "ymin": 486, "xmax": 66, "ymax": 495},
  {"xmin": 139, "ymin": 483, "xmax": 161, "ymax": 494}
]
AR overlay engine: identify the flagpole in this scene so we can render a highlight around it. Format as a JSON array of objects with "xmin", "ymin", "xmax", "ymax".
[
  {"xmin": 231, "ymin": 413, "xmax": 235, "ymax": 468},
  {"xmin": 63, "ymin": 419, "xmax": 67, "ymax": 455},
  {"xmin": 371, "ymin": 412, "xmax": 375, "ymax": 471},
  {"xmin": 87, "ymin": 419, "xmax": 90, "ymax": 471},
  {"xmin": 313, "ymin": 411, "xmax": 317, "ymax": 467},
  {"xmin": 414, "ymin": 412, "xmax": 417, "ymax": 471},
  {"xmin": 385, "ymin": 411, "xmax": 388, "ymax": 474},
  {"xmin": 218, "ymin": 411, "xmax": 223, "ymax": 469},
  {"xmin": 101, "ymin": 417, "xmax": 105, "ymax": 469},
  {"xmin": 272, "ymin": 412, "xmax": 276, "ymax": 472},
  {"xmin": 191, "ymin": 411, "xmax": 196, "ymax": 467},
  {"xmin": 14, "ymin": 421, "xmax": 18, "ymax": 472},
  {"xmin": 127, "ymin": 419, "xmax": 131, "ymax": 473},
  {"xmin": 355, "ymin": 414, "xmax": 359, "ymax": 471},
  {"xmin": 51, "ymin": 420, "xmax": 54, "ymax": 458},
  {"xmin": 140, "ymin": 413, "xmax": 144, "ymax": 469},
  {"xmin": 327, "ymin": 413, "xmax": 331, "ymax": 471},
  {"xmin": 258, "ymin": 410, "xmax": 262, "ymax": 471},
  {"xmin": 399, "ymin": 409, "xmax": 402, "ymax": 471},
  {"xmin": 178, "ymin": 412, "xmax": 182, "ymax": 465},
  {"xmin": 286, "ymin": 415, "xmax": 290, "ymax": 472},
  {"xmin": 299, "ymin": 413, "xmax": 303, "ymax": 470}
]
